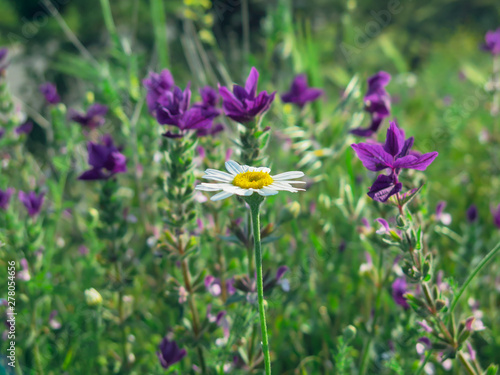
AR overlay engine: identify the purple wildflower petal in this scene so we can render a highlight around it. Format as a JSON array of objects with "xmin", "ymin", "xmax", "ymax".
[
  {"xmin": 466, "ymin": 205, "xmax": 478, "ymax": 223},
  {"xmin": 393, "ymin": 152, "xmax": 438, "ymax": 171},
  {"xmin": 383, "ymin": 121, "xmax": 406, "ymax": 157},
  {"xmin": 15, "ymin": 121, "xmax": 33, "ymax": 135},
  {"xmin": 245, "ymin": 67, "xmax": 259, "ymax": 98},
  {"xmin": 39, "ymin": 82, "xmax": 61, "ymax": 105},
  {"xmin": 392, "ymin": 278, "xmax": 409, "ymax": 309},
  {"xmin": 0, "ymin": 188, "xmax": 15, "ymax": 210},
  {"xmin": 351, "ymin": 143, "xmax": 394, "ymax": 171},
  {"xmin": 375, "ymin": 218, "xmax": 391, "ymax": 234},
  {"xmin": 367, "ymin": 174, "xmax": 402, "ymax": 202},
  {"xmin": 276, "ymin": 266, "xmax": 289, "ymax": 281}
]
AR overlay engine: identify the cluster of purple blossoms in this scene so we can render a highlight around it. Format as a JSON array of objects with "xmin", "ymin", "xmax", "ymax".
[
  {"xmin": 482, "ymin": 28, "xmax": 500, "ymax": 55},
  {"xmin": 194, "ymin": 86, "xmax": 224, "ymax": 136},
  {"xmin": 1, "ymin": 188, "xmax": 45, "ymax": 218},
  {"xmin": 492, "ymin": 203, "xmax": 500, "ymax": 229},
  {"xmin": 352, "ymin": 121, "xmax": 438, "ymax": 202},
  {"xmin": 156, "ymin": 335, "xmax": 186, "ymax": 370},
  {"xmin": 219, "ymin": 67, "xmax": 276, "ymax": 124},
  {"xmin": 39, "ymin": 82, "xmax": 61, "ymax": 105},
  {"xmin": 467, "ymin": 204, "xmax": 478, "ymax": 223},
  {"xmin": 69, "ymin": 104, "xmax": 109, "ymax": 130},
  {"xmin": 351, "ymin": 71, "xmax": 392, "ymax": 137},
  {"xmin": 392, "ymin": 277, "xmax": 410, "ymax": 309},
  {"xmin": 143, "ymin": 69, "xmax": 175, "ymax": 113},
  {"xmin": 18, "ymin": 191, "xmax": 45, "ymax": 218},
  {"xmin": 281, "ymin": 74, "xmax": 323, "ymax": 108},
  {"xmin": 0, "ymin": 188, "xmax": 14, "ymax": 210},
  {"xmin": 15, "ymin": 121, "xmax": 33, "ymax": 136},
  {"xmin": 0, "ymin": 48, "xmax": 8, "ymax": 76},
  {"xmin": 79, "ymin": 134, "xmax": 127, "ymax": 180},
  {"xmin": 143, "ymin": 70, "xmax": 222, "ymax": 138},
  {"xmin": 205, "ymin": 275, "xmax": 236, "ymax": 297}
]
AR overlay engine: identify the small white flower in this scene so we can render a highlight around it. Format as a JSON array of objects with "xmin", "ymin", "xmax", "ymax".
[{"xmin": 195, "ymin": 160, "xmax": 305, "ymax": 201}]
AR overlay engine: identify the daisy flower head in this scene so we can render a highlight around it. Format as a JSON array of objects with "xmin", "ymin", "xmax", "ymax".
[{"xmin": 196, "ymin": 160, "xmax": 305, "ymax": 201}]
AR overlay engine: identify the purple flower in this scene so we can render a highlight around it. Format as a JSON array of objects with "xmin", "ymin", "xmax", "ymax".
[
  {"xmin": 39, "ymin": 82, "xmax": 60, "ymax": 105},
  {"xmin": 196, "ymin": 123, "xmax": 224, "ymax": 137},
  {"xmin": 492, "ymin": 204, "xmax": 500, "ymax": 229},
  {"xmin": 143, "ymin": 70, "xmax": 175, "ymax": 113},
  {"xmin": 350, "ymin": 116, "xmax": 385, "ymax": 137},
  {"xmin": 17, "ymin": 259, "xmax": 30, "ymax": 281},
  {"xmin": 156, "ymin": 336, "xmax": 187, "ymax": 370},
  {"xmin": 193, "ymin": 86, "xmax": 224, "ymax": 137},
  {"xmin": 482, "ymin": 28, "xmax": 500, "ymax": 55},
  {"xmin": 416, "ymin": 337, "xmax": 432, "ymax": 355},
  {"xmin": 15, "ymin": 121, "xmax": 33, "ymax": 135},
  {"xmin": 435, "ymin": 201, "xmax": 452, "ymax": 225},
  {"xmin": 18, "ymin": 191, "xmax": 45, "ymax": 218},
  {"xmin": 276, "ymin": 266, "xmax": 289, "ymax": 281},
  {"xmin": 69, "ymin": 104, "xmax": 108, "ymax": 130},
  {"xmin": 156, "ymin": 84, "xmax": 219, "ymax": 138},
  {"xmin": 351, "ymin": 121, "xmax": 438, "ymax": 202},
  {"xmin": 0, "ymin": 188, "xmax": 15, "ymax": 210},
  {"xmin": 79, "ymin": 135, "xmax": 127, "ymax": 180},
  {"xmin": 276, "ymin": 266, "xmax": 290, "ymax": 292},
  {"xmin": 417, "ymin": 320, "xmax": 433, "ymax": 333},
  {"xmin": 281, "ymin": 74, "xmax": 323, "ymax": 108},
  {"xmin": 205, "ymin": 275, "xmax": 235, "ymax": 297},
  {"xmin": 196, "ymin": 86, "xmax": 220, "ymax": 109},
  {"xmin": 467, "ymin": 342, "xmax": 477, "ymax": 362},
  {"xmin": 364, "ymin": 71, "xmax": 391, "ymax": 115},
  {"xmin": 351, "ymin": 71, "xmax": 391, "ymax": 137},
  {"xmin": 392, "ymin": 277, "xmax": 409, "ymax": 309},
  {"xmin": 465, "ymin": 317, "xmax": 486, "ymax": 332},
  {"xmin": 178, "ymin": 286, "xmax": 188, "ymax": 304},
  {"xmin": 467, "ymin": 204, "xmax": 478, "ymax": 223},
  {"xmin": 0, "ymin": 48, "xmax": 8, "ymax": 75},
  {"xmin": 49, "ymin": 310, "xmax": 61, "ymax": 330},
  {"xmin": 219, "ymin": 67, "xmax": 276, "ymax": 124}
]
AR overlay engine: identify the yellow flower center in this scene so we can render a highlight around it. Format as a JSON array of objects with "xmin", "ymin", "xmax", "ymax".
[{"xmin": 232, "ymin": 171, "xmax": 274, "ymax": 189}]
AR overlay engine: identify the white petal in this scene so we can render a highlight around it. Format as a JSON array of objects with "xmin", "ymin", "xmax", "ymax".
[
  {"xmin": 247, "ymin": 166, "xmax": 271, "ymax": 173},
  {"xmin": 269, "ymin": 182, "xmax": 304, "ymax": 192},
  {"xmin": 203, "ymin": 169, "xmax": 234, "ymax": 182},
  {"xmin": 210, "ymin": 191, "xmax": 234, "ymax": 201},
  {"xmin": 195, "ymin": 184, "xmax": 223, "ymax": 191},
  {"xmin": 257, "ymin": 187, "xmax": 279, "ymax": 196},
  {"xmin": 232, "ymin": 187, "xmax": 254, "ymax": 196},
  {"xmin": 275, "ymin": 180, "xmax": 306, "ymax": 184},
  {"xmin": 196, "ymin": 182, "xmax": 234, "ymax": 191},
  {"xmin": 225, "ymin": 160, "xmax": 244, "ymax": 175},
  {"xmin": 272, "ymin": 171, "xmax": 305, "ymax": 181}
]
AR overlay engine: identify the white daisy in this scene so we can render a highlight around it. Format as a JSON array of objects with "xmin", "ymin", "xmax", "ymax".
[{"xmin": 196, "ymin": 160, "xmax": 305, "ymax": 201}]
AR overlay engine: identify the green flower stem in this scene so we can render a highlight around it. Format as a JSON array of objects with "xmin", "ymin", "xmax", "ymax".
[
  {"xmin": 114, "ymin": 261, "xmax": 128, "ymax": 372},
  {"xmin": 458, "ymin": 351, "xmax": 478, "ymax": 375},
  {"xmin": 359, "ymin": 249, "xmax": 384, "ymax": 375},
  {"xmin": 31, "ymin": 305, "xmax": 44, "ymax": 375},
  {"xmin": 415, "ymin": 350, "xmax": 433, "ymax": 375},
  {"xmin": 492, "ymin": 55, "xmax": 499, "ymax": 117},
  {"xmin": 150, "ymin": 0, "xmax": 169, "ymax": 68},
  {"xmin": 450, "ymin": 241, "xmax": 500, "ymax": 314},
  {"xmin": 180, "ymin": 256, "xmax": 207, "ymax": 374},
  {"xmin": 247, "ymin": 194, "xmax": 271, "ymax": 375},
  {"xmin": 99, "ymin": 0, "xmax": 120, "ymax": 47}
]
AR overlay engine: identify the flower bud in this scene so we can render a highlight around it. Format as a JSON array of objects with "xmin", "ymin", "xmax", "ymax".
[
  {"xmin": 84, "ymin": 288, "xmax": 103, "ymax": 306},
  {"xmin": 342, "ymin": 325, "xmax": 357, "ymax": 343},
  {"xmin": 435, "ymin": 299, "xmax": 447, "ymax": 311}
]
